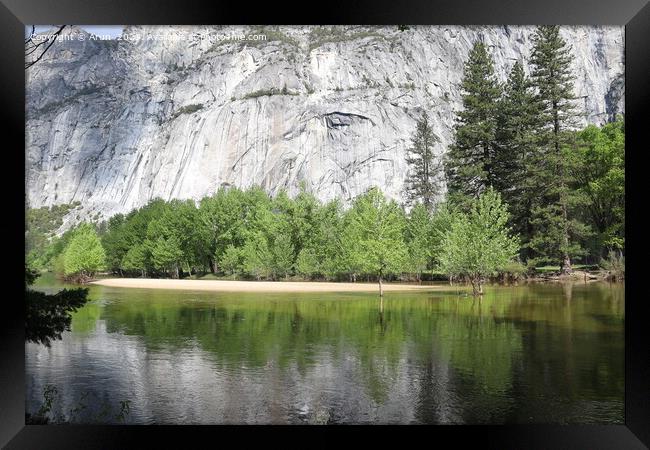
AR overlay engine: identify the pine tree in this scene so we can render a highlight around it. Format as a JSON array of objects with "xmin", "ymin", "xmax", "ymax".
[
  {"xmin": 404, "ymin": 112, "xmax": 441, "ymax": 211},
  {"xmin": 528, "ymin": 25, "xmax": 583, "ymax": 273},
  {"xmin": 493, "ymin": 61, "xmax": 539, "ymax": 261},
  {"xmin": 444, "ymin": 40, "xmax": 502, "ymax": 206}
]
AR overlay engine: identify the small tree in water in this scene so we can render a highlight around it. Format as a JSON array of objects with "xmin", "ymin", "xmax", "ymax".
[
  {"xmin": 438, "ymin": 188, "xmax": 520, "ymax": 296},
  {"xmin": 344, "ymin": 187, "xmax": 408, "ymax": 296}
]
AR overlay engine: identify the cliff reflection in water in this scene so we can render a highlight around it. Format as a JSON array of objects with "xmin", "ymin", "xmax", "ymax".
[{"xmin": 25, "ymin": 280, "xmax": 624, "ymax": 424}]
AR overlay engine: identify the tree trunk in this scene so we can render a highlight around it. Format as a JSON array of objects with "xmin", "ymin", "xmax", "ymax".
[
  {"xmin": 560, "ymin": 249, "xmax": 572, "ymax": 275},
  {"xmin": 378, "ymin": 272, "xmax": 384, "ymax": 297},
  {"xmin": 470, "ymin": 276, "xmax": 483, "ymax": 296}
]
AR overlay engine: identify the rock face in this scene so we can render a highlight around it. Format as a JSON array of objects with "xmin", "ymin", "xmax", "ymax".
[{"xmin": 25, "ymin": 25, "xmax": 624, "ymax": 230}]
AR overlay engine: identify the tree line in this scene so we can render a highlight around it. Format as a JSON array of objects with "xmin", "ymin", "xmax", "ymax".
[
  {"xmin": 27, "ymin": 184, "xmax": 520, "ymax": 295},
  {"xmin": 406, "ymin": 25, "xmax": 624, "ymax": 273},
  {"xmin": 25, "ymin": 26, "xmax": 624, "ymax": 294}
]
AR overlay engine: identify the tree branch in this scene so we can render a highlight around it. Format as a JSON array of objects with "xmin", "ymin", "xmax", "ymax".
[{"xmin": 25, "ymin": 25, "xmax": 66, "ymax": 70}]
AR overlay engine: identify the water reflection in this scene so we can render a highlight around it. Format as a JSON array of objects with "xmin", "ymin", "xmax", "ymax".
[{"xmin": 26, "ymin": 277, "xmax": 624, "ymax": 424}]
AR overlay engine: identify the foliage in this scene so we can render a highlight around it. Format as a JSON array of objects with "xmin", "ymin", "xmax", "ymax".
[
  {"xmin": 172, "ymin": 103, "xmax": 204, "ymax": 119},
  {"xmin": 444, "ymin": 41, "xmax": 502, "ymax": 204},
  {"xmin": 527, "ymin": 25, "xmax": 583, "ymax": 273},
  {"xmin": 599, "ymin": 249, "xmax": 624, "ymax": 281},
  {"xmin": 220, "ymin": 245, "xmax": 243, "ymax": 277},
  {"xmin": 25, "ymin": 201, "xmax": 81, "ymax": 269},
  {"xmin": 62, "ymin": 223, "xmax": 106, "ymax": 279},
  {"xmin": 493, "ymin": 61, "xmax": 539, "ymax": 260},
  {"xmin": 404, "ymin": 203, "xmax": 432, "ymax": 280},
  {"xmin": 25, "ymin": 265, "xmax": 90, "ymax": 346},
  {"xmin": 121, "ymin": 243, "xmax": 148, "ymax": 276},
  {"xmin": 571, "ymin": 116, "xmax": 625, "ymax": 255},
  {"xmin": 343, "ymin": 187, "xmax": 408, "ymax": 287},
  {"xmin": 438, "ymin": 189, "xmax": 520, "ymax": 295},
  {"xmin": 404, "ymin": 112, "xmax": 442, "ymax": 211}
]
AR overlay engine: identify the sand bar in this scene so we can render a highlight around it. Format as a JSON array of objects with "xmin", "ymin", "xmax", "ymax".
[{"xmin": 90, "ymin": 278, "xmax": 447, "ymax": 293}]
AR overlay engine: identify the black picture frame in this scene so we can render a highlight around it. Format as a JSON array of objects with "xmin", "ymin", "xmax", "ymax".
[{"xmin": 2, "ymin": 0, "xmax": 648, "ymax": 447}]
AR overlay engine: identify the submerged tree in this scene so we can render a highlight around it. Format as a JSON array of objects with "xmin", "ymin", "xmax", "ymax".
[
  {"xmin": 344, "ymin": 188, "xmax": 408, "ymax": 296},
  {"xmin": 438, "ymin": 189, "xmax": 520, "ymax": 296},
  {"xmin": 404, "ymin": 112, "xmax": 442, "ymax": 211}
]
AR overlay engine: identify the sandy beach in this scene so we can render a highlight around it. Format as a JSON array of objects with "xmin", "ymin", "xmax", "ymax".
[{"xmin": 90, "ymin": 278, "xmax": 446, "ymax": 293}]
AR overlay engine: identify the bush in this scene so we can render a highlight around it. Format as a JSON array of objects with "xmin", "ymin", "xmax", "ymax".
[
  {"xmin": 171, "ymin": 103, "xmax": 204, "ymax": 119},
  {"xmin": 496, "ymin": 261, "xmax": 528, "ymax": 283},
  {"xmin": 600, "ymin": 250, "xmax": 624, "ymax": 281}
]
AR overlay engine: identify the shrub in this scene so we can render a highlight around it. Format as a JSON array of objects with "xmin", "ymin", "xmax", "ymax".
[{"xmin": 599, "ymin": 250, "xmax": 624, "ymax": 281}]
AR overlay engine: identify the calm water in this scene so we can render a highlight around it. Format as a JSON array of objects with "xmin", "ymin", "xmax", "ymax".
[{"xmin": 26, "ymin": 274, "xmax": 624, "ymax": 424}]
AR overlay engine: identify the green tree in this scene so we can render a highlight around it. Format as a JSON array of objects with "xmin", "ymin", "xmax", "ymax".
[
  {"xmin": 571, "ymin": 116, "xmax": 625, "ymax": 256},
  {"xmin": 197, "ymin": 187, "xmax": 247, "ymax": 274},
  {"xmin": 147, "ymin": 234, "xmax": 183, "ymax": 278},
  {"xmin": 493, "ymin": 61, "xmax": 539, "ymax": 261},
  {"xmin": 241, "ymin": 232, "xmax": 273, "ymax": 280},
  {"xmin": 404, "ymin": 112, "xmax": 441, "ymax": 211},
  {"xmin": 429, "ymin": 202, "xmax": 459, "ymax": 270},
  {"xmin": 62, "ymin": 223, "xmax": 106, "ymax": 280},
  {"xmin": 438, "ymin": 188, "xmax": 520, "ymax": 296},
  {"xmin": 528, "ymin": 25, "xmax": 582, "ymax": 273},
  {"xmin": 444, "ymin": 41, "xmax": 502, "ymax": 204},
  {"xmin": 100, "ymin": 213, "xmax": 126, "ymax": 274},
  {"xmin": 296, "ymin": 247, "xmax": 321, "ymax": 279},
  {"xmin": 99, "ymin": 199, "xmax": 167, "ymax": 274},
  {"xmin": 309, "ymin": 199, "xmax": 345, "ymax": 279},
  {"xmin": 344, "ymin": 187, "xmax": 408, "ymax": 296},
  {"xmin": 404, "ymin": 203, "xmax": 432, "ymax": 281},
  {"xmin": 220, "ymin": 244, "xmax": 243, "ymax": 278},
  {"xmin": 271, "ymin": 233, "xmax": 295, "ymax": 279},
  {"xmin": 121, "ymin": 243, "xmax": 149, "ymax": 277}
]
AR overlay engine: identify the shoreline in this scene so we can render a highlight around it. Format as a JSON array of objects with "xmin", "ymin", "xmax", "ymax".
[{"xmin": 89, "ymin": 278, "xmax": 449, "ymax": 293}]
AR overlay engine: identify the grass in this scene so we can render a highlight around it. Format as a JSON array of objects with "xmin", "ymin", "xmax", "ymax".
[
  {"xmin": 240, "ymin": 86, "xmax": 299, "ymax": 100},
  {"xmin": 533, "ymin": 264, "xmax": 598, "ymax": 273},
  {"xmin": 308, "ymin": 27, "xmax": 386, "ymax": 51},
  {"xmin": 171, "ymin": 103, "xmax": 204, "ymax": 119}
]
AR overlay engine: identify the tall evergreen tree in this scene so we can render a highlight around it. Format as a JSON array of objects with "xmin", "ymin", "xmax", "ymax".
[
  {"xmin": 528, "ymin": 25, "xmax": 584, "ymax": 273},
  {"xmin": 404, "ymin": 112, "xmax": 441, "ymax": 211},
  {"xmin": 493, "ymin": 61, "xmax": 539, "ymax": 261},
  {"xmin": 444, "ymin": 40, "xmax": 502, "ymax": 206}
]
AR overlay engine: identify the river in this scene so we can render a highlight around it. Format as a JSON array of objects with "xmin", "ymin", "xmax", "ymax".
[{"xmin": 26, "ymin": 274, "xmax": 624, "ymax": 424}]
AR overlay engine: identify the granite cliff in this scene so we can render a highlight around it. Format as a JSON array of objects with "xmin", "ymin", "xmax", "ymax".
[{"xmin": 25, "ymin": 25, "xmax": 624, "ymax": 230}]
